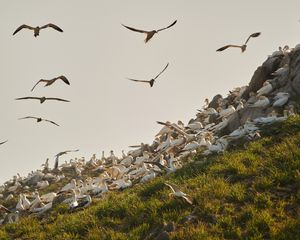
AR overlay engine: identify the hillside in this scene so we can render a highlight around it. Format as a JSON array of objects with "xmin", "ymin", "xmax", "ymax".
[{"xmin": 0, "ymin": 116, "xmax": 300, "ymax": 239}]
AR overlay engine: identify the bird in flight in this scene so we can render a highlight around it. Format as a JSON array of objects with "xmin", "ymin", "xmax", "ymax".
[
  {"xmin": 18, "ymin": 116, "xmax": 59, "ymax": 127},
  {"xmin": 15, "ymin": 96, "xmax": 70, "ymax": 104},
  {"xmin": 164, "ymin": 182, "xmax": 193, "ymax": 205},
  {"xmin": 122, "ymin": 20, "xmax": 177, "ymax": 43},
  {"xmin": 128, "ymin": 63, "xmax": 169, "ymax": 87},
  {"xmin": 31, "ymin": 75, "xmax": 70, "ymax": 92},
  {"xmin": 13, "ymin": 23, "xmax": 63, "ymax": 37},
  {"xmin": 216, "ymin": 32, "xmax": 261, "ymax": 53},
  {"xmin": 54, "ymin": 149, "xmax": 79, "ymax": 169},
  {"xmin": 0, "ymin": 140, "xmax": 8, "ymax": 146}
]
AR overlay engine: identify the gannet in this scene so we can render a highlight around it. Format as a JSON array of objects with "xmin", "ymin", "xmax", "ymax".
[
  {"xmin": 122, "ymin": 20, "xmax": 177, "ymax": 43},
  {"xmin": 31, "ymin": 75, "xmax": 70, "ymax": 91},
  {"xmin": 128, "ymin": 63, "xmax": 169, "ymax": 87},
  {"xmin": 272, "ymin": 92, "xmax": 289, "ymax": 107},
  {"xmin": 218, "ymin": 105, "xmax": 236, "ymax": 118},
  {"xmin": 36, "ymin": 180, "xmax": 49, "ymax": 189},
  {"xmin": 249, "ymin": 96, "xmax": 270, "ymax": 108},
  {"xmin": 186, "ymin": 121, "xmax": 203, "ymax": 131},
  {"xmin": 140, "ymin": 170, "xmax": 156, "ymax": 183},
  {"xmin": 271, "ymin": 64, "xmax": 289, "ymax": 76},
  {"xmin": 15, "ymin": 96, "xmax": 70, "ymax": 104},
  {"xmin": 18, "ymin": 116, "xmax": 59, "ymax": 126},
  {"xmin": 236, "ymin": 100, "xmax": 244, "ymax": 111},
  {"xmin": 60, "ymin": 179, "xmax": 77, "ymax": 192},
  {"xmin": 54, "ymin": 149, "xmax": 79, "ymax": 169},
  {"xmin": 13, "ymin": 23, "xmax": 63, "ymax": 37},
  {"xmin": 182, "ymin": 141, "xmax": 199, "ymax": 152},
  {"xmin": 40, "ymin": 192, "xmax": 57, "ymax": 203},
  {"xmin": 31, "ymin": 202, "xmax": 52, "ymax": 214},
  {"xmin": 257, "ymin": 81, "xmax": 273, "ymax": 97},
  {"xmin": 165, "ymin": 182, "xmax": 193, "ymax": 205},
  {"xmin": 216, "ymin": 32, "xmax": 261, "ymax": 52}
]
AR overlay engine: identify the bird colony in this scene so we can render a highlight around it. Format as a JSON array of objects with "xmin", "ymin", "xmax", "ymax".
[{"xmin": 0, "ymin": 20, "xmax": 299, "ymax": 225}]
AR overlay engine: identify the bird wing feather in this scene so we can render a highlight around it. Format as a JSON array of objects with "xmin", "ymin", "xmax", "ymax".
[
  {"xmin": 40, "ymin": 23, "xmax": 63, "ymax": 32},
  {"xmin": 122, "ymin": 24, "xmax": 148, "ymax": 33},
  {"xmin": 157, "ymin": 20, "xmax": 177, "ymax": 32},
  {"xmin": 244, "ymin": 32, "xmax": 261, "ymax": 45},
  {"xmin": 13, "ymin": 25, "xmax": 34, "ymax": 35},
  {"xmin": 154, "ymin": 63, "xmax": 169, "ymax": 80}
]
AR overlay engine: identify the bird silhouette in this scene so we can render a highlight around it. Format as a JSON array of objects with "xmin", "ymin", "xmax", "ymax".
[
  {"xmin": 15, "ymin": 96, "xmax": 70, "ymax": 104},
  {"xmin": 13, "ymin": 23, "xmax": 63, "ymax": 37},
  {"xmin": 128, "ymin": 63, "xmax": 169, "ymax": 87},
  {"xmin": 0, "ymin": 140, "xmax": 8, "ymax": 146},
  {"xmin": 216, "ymin": 32, "xmax": 261, "ymax": 53},
  {"xmin": 122, "ymin": 20, "xmax": 177, "ymax": 43},
  {"xmin": 18, "ymin": 116, "xmax": 60, "ymax": 127},
  {"xmin": 31, "ymin": 75, "xmax": 70, "ymax": 92}
]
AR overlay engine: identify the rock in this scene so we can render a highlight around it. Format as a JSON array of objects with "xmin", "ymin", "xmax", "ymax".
[{"xmin": 208, "ymin": 94, "xmax": 223, "ymax": 109}]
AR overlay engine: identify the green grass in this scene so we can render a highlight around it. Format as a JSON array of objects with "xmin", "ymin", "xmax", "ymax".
[{"xmin": 1, "ymin": 116, "xmax": 300, "ymax": 239}]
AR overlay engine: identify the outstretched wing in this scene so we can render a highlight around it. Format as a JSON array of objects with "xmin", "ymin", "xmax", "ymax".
[
  {"xmin": 165, "ymin": 182, "xmax": 181, "ymax": 193},
  {"xmin": 154, "ymin": 63, "xmax": 169, "ymax": 80},
  {"xmin": 122, "ymin": 24, "xmax": 148, "ymax": 33},
  {"xmin": 40, "ymin": 23, "xmax": 63, "ymax": 32},
  {"xmin": 216, "ymin": 45, "xmax": 242, "ymax": 52},
  {"xmin": 0, "ymin": 140, "xmax": 8, "ymax": 146},
  {"xmin": 45, "ymin": 97, "xmax": 70, "ymax": 102},
  {"xmin": 56, "ymin": 75, "xmax": 70, "ymax": 85},
  {"xmin": 15, "ymin": 97, "xmax": 41, "ymax": 101},
  {"xmin": 157, "ymin": 20, "xmax": 177, "ymax": 32},
  {"xmin": 0, "ymin": 204, "xmax": 11, "ymax": 212},
  {"xmin": 31, "ymin": 80, "xmax": 45, "ymax": 92},
  {"xmin": 182, "ymin": 196, "xmax": 193, "ymax": 205},
  {"xmin": 18, "ymin": 116, "xmax": 38, "ymax": 120},
  {"xmin": 13, "ymin": 24, "xmax": 34, "ymax": 35},
  {"xmin": 44, "ymin": 119, "xmax": 60, "ymax": 127},
  {"xmin": 128, "ymin": 78, "xmax": 150, "ymax": 84},
  {"xmin": 244, "ymin": 32, "xmax": 261, "ymax": 45}
]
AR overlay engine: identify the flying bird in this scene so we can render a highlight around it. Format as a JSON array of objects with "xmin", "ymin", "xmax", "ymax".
[
  {"xmin": 128, "ymin": 63, "xmax": 169, "ymax": 87},
  {"xmin": 164, "ymin": 182, "xmax": 193, "ymax": 205},
  {"xmin": 122, "ymin": 20, "xmax": 177, "ymax": 43},
  {"xmin": 216, "ymin": 32, "xmax": 261, "ymax": 53},
  {"xmin": 18, "ymin": 116, "xmax": 59, "ymax": 127},
  {"xmin": 15, "ymin": 96, "xmax": 70, "ymax": 104},
  {"xmin": 0, "ymin": 140, "xmax": 8, "ymax": 146},
  {"xmin": 54, "ymin": 150, "xmax": 79, "ymax": 170},
  {"xmin": 13, "ymin": 23, "xmax": 63, "ymax": 37},
  {"xmin": 31, "ymin": 75, "xmax": 70, "ymax": 92}
]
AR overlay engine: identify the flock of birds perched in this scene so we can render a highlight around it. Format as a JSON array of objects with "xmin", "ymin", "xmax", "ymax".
[{"xmin": 0, "ymin": 19, "xmax": 298, "ymax": 225}]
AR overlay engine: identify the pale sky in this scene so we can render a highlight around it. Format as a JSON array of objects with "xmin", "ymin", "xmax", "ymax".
[{"xmin": 1, "ymin": 0, "xmax": 300, "ymax": 184}]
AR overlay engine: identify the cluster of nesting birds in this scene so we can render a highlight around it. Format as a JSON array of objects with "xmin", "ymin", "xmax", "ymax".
[{"xmin": 0, "ymin": 20, "xmax": 299, "ymax": 225}]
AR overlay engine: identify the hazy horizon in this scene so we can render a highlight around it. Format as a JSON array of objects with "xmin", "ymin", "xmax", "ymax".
[{"xmin": 1, "ymin": 0, "xmax": 300, "ymax": 184}]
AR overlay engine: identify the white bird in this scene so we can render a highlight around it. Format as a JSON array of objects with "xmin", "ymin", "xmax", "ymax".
[
  {"xmin": 249, "ymin": 96, "xmax": 270, "ymax": 108},
  {"xmin": 31, "ymin": 202, "xmax": 52, "ymax": 214},
  {"xmin": 271, "ymin": 64, "xmax": 289, "ymax": 76},
  {"xmin": 257, "ymin": 81, "xmax": 273, "ymax": 97},
  {"xmin": 186, "ymin": 121, "xmax": 203, "ymax": 131},
  {"xmin": 182, "ymin": 141, "xmax": 199, "ymax": 152},
  {"xmin": 219, "ymin": 105, "xmax": 236, "ymax": 118},
  {"xmin": 164, "ymin": 182, "xmax": 193, "ymax": 205},
  {"xmin": 272, "ymin": 92, "xmax": 289, "ymax": 107},
  {"xmin": 40, "ymin": 192, "xmax": 57, "ymax": 203},
  {"xmin": 60, "ymin": 179, "xmax": 77, "ymax": 192},
  {"xmin": 36, "ymin": 180, "xmax": 49, "ymax": 189}
]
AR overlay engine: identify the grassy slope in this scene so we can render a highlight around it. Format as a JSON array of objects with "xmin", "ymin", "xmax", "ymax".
[{"xmin": 1, "ymin": 117, "xmax": 300, "ymax": 240}]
